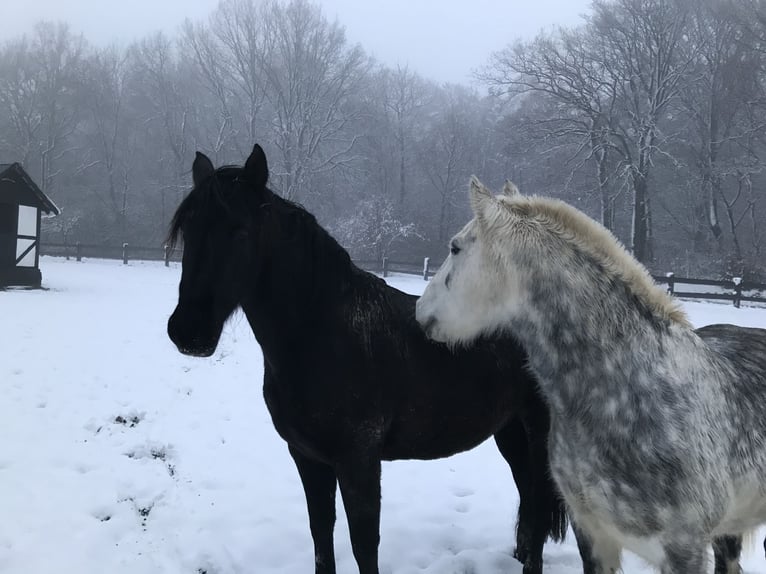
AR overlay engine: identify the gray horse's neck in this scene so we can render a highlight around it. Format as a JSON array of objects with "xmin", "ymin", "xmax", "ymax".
[{"xmin": 509, "ymin": 276, "xmax": 686, "ymax": 424}]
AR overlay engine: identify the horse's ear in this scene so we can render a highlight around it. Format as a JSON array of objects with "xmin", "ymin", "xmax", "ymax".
[
  {"xmin": 192, "ymin": 152, "xmax": 215, "ymax": 187},
  {"xmin": 469, "ymin": 176, "xmax": 497, "ymax": 226},
  {"xmin": 245, "ymin": 144, "xmax": 269, "ymax": 190},
  {"xmin": 502, "ymin": 179, "xmax": 520, "ymax": 197}
]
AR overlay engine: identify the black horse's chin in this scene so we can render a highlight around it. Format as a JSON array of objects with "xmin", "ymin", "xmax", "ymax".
[{"xmin": 175, "ymin": 343, "xmax": 217, "ymax": 358}]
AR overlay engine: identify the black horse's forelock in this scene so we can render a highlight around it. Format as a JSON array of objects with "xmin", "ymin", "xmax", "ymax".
[
  {"xmin": 166, "ymin": 165, "xmax": 246, "ymax": 251},
  {"xmin": 166, "ymin": 193, "xmax": 191, "ymax": 251}
]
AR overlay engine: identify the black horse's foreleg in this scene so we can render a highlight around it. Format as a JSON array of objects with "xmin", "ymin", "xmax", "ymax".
[
  {"xmin": 336, "ymin": 455, "xmax": 382, "ymax": 574},
  {"xmin": 494, "ymin": 419, "xmax": 534, "ymax": 568},
  {"xmin": 289, "ymin": 446, "xmax": 338, "ymax": 574},
  {"xmin": 496, "ymin": 401, "xmax": 567, "ymax": 574}
]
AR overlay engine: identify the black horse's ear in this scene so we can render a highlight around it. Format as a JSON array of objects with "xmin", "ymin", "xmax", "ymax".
[
  {"xmin": 192, "ymin": 152, "xmax": 215, "ymax": 187},
  {"xmin": 244, "ymin": 144, "xmax": 269, "ymax": 190}
]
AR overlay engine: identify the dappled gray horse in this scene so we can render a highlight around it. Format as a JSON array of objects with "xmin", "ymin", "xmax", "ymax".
[{"xmin": 415, "ymin": 177, "xmax": 766, "ymax": 574}]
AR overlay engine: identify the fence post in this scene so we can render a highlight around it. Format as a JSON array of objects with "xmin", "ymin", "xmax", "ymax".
[
  {"xmin": 64, "ymin": 243, "xmax": 70, "ymax": 261},
  {"xmin": 423, "ymin": 257, "xmax": 430, "ymax": 281},
  {"xmin": 733, "ymin": 277, "xmax": 742, "ymax": 308},
  {"xmin": 666, "ymin": 272, "xmax": 675, "ymax": 295},
  {"xmin": 164, "ymin": 244, "xmax": 170, "ymax": 267},
  {"xmin": 122, "ymin": 243, "xmax": 129, "ymax": 265},
  {"xmin": 76, "ymin": 242, "xmax": 82, "ymax": 262},
  {"xmin": 382, "ymin": 257, "xmax": 389, "ymax": 278}
]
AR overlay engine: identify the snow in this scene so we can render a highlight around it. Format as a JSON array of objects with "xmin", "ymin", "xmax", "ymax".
[{"xmin": 1, "ymin": 258, "xmax": 765, "ymax": 574}]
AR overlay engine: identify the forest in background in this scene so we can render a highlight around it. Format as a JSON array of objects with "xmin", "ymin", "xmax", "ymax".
[{"xmin": 2, "ymin": 0, "xmax": 766, "ymax": 279}]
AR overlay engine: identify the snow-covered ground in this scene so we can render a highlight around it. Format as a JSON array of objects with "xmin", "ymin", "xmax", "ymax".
[{"xmin": 1, "ymin": 257, "xmax": 765, "ymax": 574}]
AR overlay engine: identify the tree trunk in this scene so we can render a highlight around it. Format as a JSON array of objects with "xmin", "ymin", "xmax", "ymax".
[
  {"xmin": 707, "ymin": 173, "xmax": 723, "ymax": 239},
  {"xmin": 631, "ymin": 171, "xmax": 650, "ymax": 264},
  {"xmin": 438, "ymin": 193, "xmax": 448, "ymax": 242},
  {"xmin": 595, "ymin": 146, "xmax": 613, "ymax": 231},
  {"xmin": 398, "ymin": 121, "xmax": 406, "ymax": 205}
]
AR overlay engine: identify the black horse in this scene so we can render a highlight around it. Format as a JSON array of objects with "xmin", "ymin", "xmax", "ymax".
[{"xmin": 166, "ymin": 144, "xmax": 575, "ymax": 573}]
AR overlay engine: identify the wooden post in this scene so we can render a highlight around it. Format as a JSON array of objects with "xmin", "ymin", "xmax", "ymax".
[
  {"xmin": 382, "ymin": 257, "xmax": 389, "ymax": 278},
  {"xmin": 76, "ymin": 242, "xmax": 82, "ymax": 262},
  {"xmin": 733, "ymin": 277, "xmax": 742, "ymax": 308},
  {"xmin": 34, "ymin": 208, "xmax": 41, "ymax": 269},
  {"xmin": 122, "ymin": 243, "xmax": 129, "ymax": 265},
  {"xmin": 164, "ymin": 244, "xmax": 170, "ymax": 267},
  {"xmin": 423, "ymin": 257, "xmax": 430, "ymax": 281},
  {"xmin": 666, "ymin": 272, "xmax": 675, "ymax": 296}
]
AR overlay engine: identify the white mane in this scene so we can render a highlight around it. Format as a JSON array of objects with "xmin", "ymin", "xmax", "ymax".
[{"xmin": 494, "ymin": 193, "xmax": 690, "ymax": 327}]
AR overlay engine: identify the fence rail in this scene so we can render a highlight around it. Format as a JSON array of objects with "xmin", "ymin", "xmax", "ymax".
[
  {"xmin": 39, "ymin": 242, "xmax": 766, "ymax": 307},
  {"xmin": 41, "ymin": 242, "xmax": 181, "ymax": 266},
  {"xmin": 651, "ymin": 273, "xmax": 766, "ymax": 308}
]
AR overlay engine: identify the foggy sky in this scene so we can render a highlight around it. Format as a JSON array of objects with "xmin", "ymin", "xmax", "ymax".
[{"xmin": 2, "ymin": 0, "xmax": 591, "ymax": 84}]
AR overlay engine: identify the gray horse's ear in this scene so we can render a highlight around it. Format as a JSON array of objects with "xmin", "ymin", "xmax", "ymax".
[
  {"xmin": 192, "ymin": 152, "xmax": 214, "ymax": 187},
  {"xmin": 502, "ymin": 180, "xmax": 520, "ymax": 197},
  {"xmin": 469, "ymin": 176, "xmax": 497, "ymax": 225},
  {"xmin": 245, "ymin": 144, "xmax": 269, "ymax": 190}
]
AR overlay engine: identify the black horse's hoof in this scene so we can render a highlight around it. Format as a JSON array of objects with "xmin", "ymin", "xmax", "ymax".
[
  {"xmin": 512, "ymin": 545, "xmax": 529, "ymax": 564},
  {"xmin": 514, "ymin": 546, "xmax": 541, "ymax": 574}
]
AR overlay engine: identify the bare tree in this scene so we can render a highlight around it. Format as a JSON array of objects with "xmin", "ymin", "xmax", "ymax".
[
  {"xmin": 130, "ymin": 33, "xmax": 197, "ymax": 206},
  {"xmin": 417, "ymin": 86, "xmax": 489, "ymax": 242},
  {"xmin": 79, "ymin": 46, "xmax": 135, "ymax": 237},
  {"xmin": 676, "ymin": 0, "xmax": 765, "ymax": 260},
  {"xmin": 379, "ymin": 65, "xmax": 429, "ymax": 205},
  {"xmin": 181, "ymin": 0, "xmax": 271, "ymax": 159},
  {"xmin": 483, "ymin": 26, "xmax": 620, "ymax": 230},
  {"xmin": 257, "ymin": 0, "xmax": 369, "ymax": 200},
  {"xmin": 0, "ymin": 22, "xmax": 86, "ymax": 198},
  {"xmin": 332, "ymin": 195, "xmax": 420, "ymax": 260},
  {"xmin": 589, "ymin": 0, "xmax": 699, "ymax": 263}
]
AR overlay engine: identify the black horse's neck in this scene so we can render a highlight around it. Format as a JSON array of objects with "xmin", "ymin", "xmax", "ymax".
[{"xmin": 240, "ymin": 191, "xmax": 365, "ymax": 365}]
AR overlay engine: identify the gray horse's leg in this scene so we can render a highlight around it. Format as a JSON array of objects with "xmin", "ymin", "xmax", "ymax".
[
  {"xmin": 712, "ymin": 535, "xmax": 742, "ymax": 574},
  {"xmin": 661, "ymin": 541, "xmax": 708, "ymax": 574},
  {"xmin": 571, "ymin": 518, "xmax": 621, "ymax": 574}
]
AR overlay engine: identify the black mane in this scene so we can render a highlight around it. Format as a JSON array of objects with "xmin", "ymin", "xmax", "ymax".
[{"xmin": 167, "ymin": 165, "xmax": 356, "ymax": 296}]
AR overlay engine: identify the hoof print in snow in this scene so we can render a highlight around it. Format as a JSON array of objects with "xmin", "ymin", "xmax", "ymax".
[
  {"xmin": 137, "ymin": 504, "xmax": 153, "ymax": 529},
  {"xmin": 450, "ymin": 486, "xmax": 474, "ymax": 498},
  {"xmin": 454, "ymin": 501, "xmax": 470, "ymax": 513},
  {"xmin": 119, "ymin": 497, "xmax": 154, "ymax": 530},
  {"xmin": 125, "ymin": 444, "xmax": 177, "ymax": 478},
  {"xmin": 114, "ymin": 414, "xmax": 143, "ymax": 428}
]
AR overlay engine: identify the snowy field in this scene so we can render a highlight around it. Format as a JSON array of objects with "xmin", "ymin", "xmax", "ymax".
[{"xmin": 2, "ymin": 257, "xmax": 766, "ymax": 574}]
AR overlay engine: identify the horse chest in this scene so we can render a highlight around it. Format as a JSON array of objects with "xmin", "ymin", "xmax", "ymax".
[
  {"xmin": 548, "ymin": 416, "xmax": 674, "ymax": 537},
  {"xmin": 262, "ymin": 376, "xmax": 341, "ymax": 462}
]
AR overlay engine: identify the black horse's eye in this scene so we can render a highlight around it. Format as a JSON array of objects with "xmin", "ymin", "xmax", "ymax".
[{"xmin": 450, "ymin": 242, "xmax": 461, "ymax": 256}]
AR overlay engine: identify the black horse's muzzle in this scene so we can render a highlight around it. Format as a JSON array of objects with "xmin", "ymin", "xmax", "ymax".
[{"xmin": 167, "ymin": 307, "xmax": 220, "ymax": 357}]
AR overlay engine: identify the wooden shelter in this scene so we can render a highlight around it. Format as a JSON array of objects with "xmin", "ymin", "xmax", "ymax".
[{"xmin": 0, "ymin": 163, "xmax": 59, "ymax": 287}]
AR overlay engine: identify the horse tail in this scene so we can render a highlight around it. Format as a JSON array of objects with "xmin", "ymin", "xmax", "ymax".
[{"xmin": 549, "ymin": 492, "xmax": 569, "ymax": 542}]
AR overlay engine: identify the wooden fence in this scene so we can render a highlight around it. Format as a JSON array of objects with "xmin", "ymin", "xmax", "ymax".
[
  {"xmin": 650, "ymin": 273, "xmax": 766, "ymax": 308},
  {"xmin": 39, "ymin": 242, "xmax": 766, "ymax": 307},
  {"xmin": 41, "ymin": 242, "xmax": 179, "ymax": 266},
  {"xmin": 40, "ymin": 242, "xmax": 436, "ymax": 279}
]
